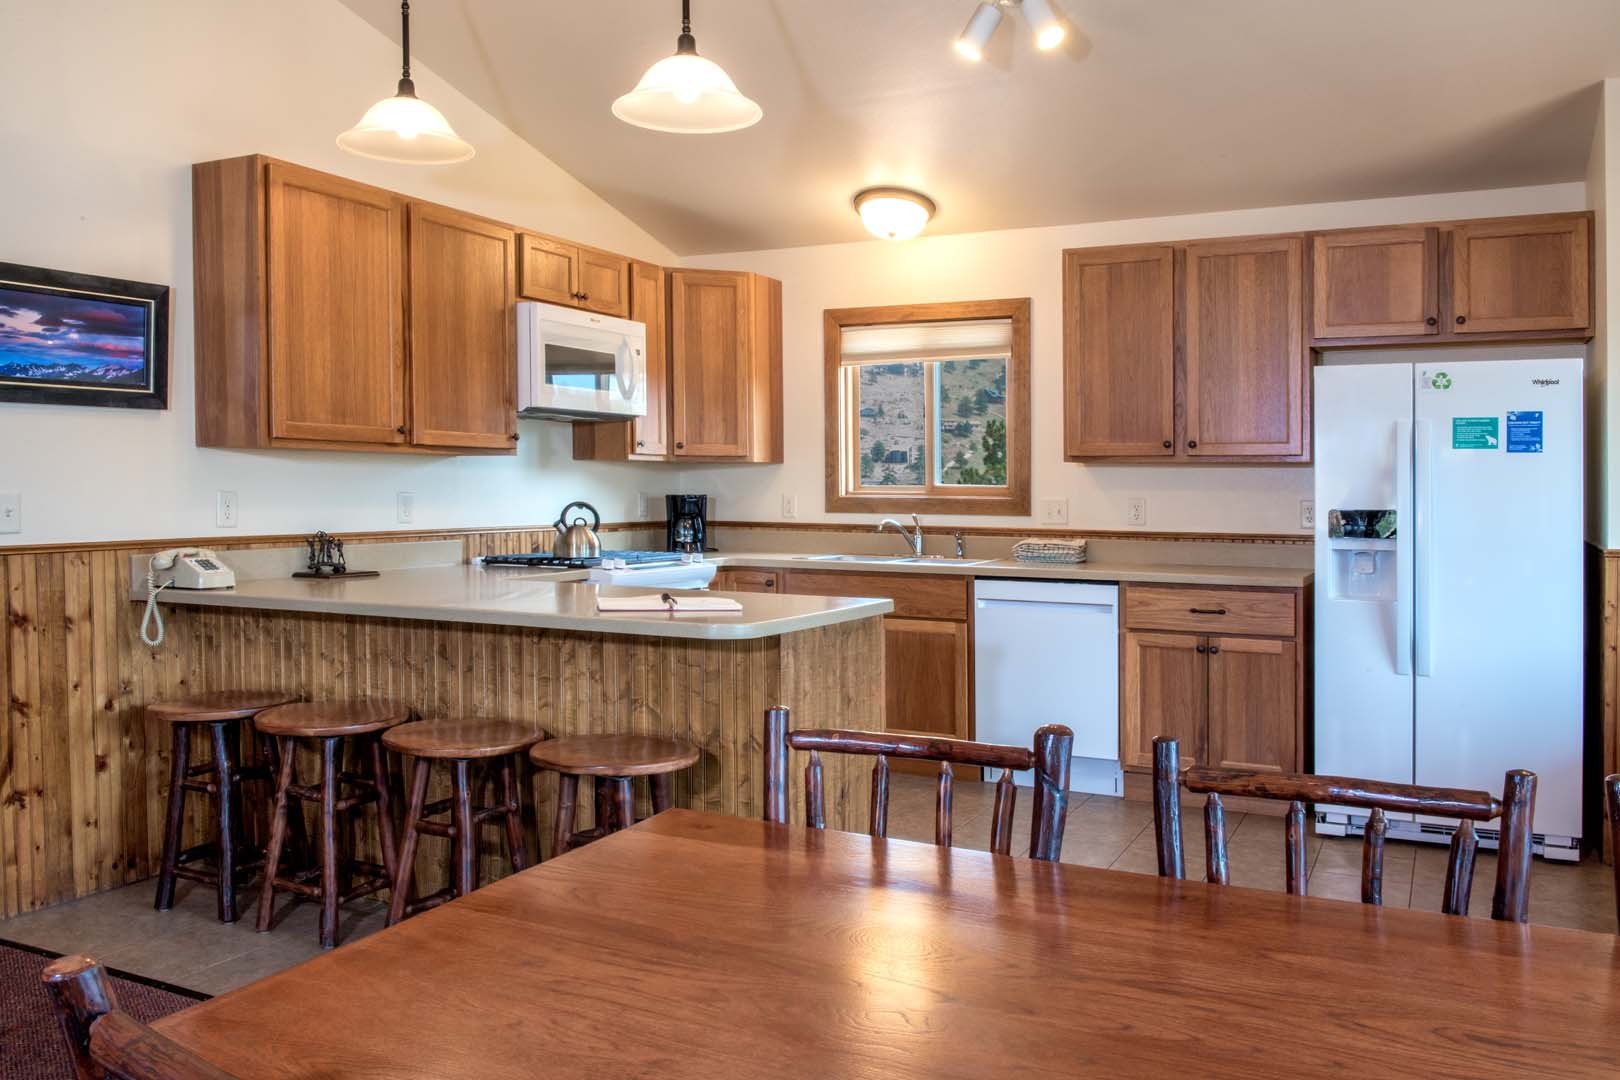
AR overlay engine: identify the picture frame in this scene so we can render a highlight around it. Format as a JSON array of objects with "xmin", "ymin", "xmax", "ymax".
[{"xmin": 0, "ymin": 260, "xmax": 170, "ymax": 409}]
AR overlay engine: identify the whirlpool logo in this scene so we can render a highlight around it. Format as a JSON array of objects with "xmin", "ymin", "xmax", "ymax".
[{"xmin": 1532, "ymin": 378, "xmax": 1561, "ymax": 387}]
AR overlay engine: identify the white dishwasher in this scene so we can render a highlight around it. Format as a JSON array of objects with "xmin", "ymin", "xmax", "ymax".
[{"xmin": 973, "ymin": 579, "xmax": 1121, "ymax": 796}]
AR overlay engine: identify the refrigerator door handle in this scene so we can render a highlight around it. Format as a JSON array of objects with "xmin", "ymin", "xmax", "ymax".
[
  {"xmin": 1413, "ymin": 418, "xmax": 1435, "ymax": 677},
  {"xmin": 1393, "ymin": 420, "xmax": 1413, "ymax": 677}
]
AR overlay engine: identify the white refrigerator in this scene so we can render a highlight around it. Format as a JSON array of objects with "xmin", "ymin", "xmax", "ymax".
[{"xmin": 1313, "ymin": 356, "xmax": 1582, "ymax": 859}]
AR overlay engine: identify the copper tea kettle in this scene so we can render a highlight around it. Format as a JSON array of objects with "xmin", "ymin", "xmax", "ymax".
[{"xmin": 552, "ymin": 500, "xmax": 602, "ymax": 559}]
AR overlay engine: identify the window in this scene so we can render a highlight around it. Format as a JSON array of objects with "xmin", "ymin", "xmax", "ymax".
[{"xmin": 825, "ymin": 299, "xmax": 1030, "ymax": 515}]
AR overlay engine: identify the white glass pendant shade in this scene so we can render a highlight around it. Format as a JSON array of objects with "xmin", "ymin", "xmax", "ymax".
[
  {"xmin": 612, "ymin": 52, "xmax": 762, "ymax": 133},
  {"xmin": 854, "ymin": 188, "xmax": 936, "ymax": 242},
  {"xmin": 337, "ymin": 84, "xmax": 475, "ymax": 164},
  {"xmin": 954, "ymin": 2, "xmax": 1002, "ymax": 61}
]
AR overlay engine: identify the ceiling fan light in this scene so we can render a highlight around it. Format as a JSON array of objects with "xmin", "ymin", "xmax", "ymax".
[
  {"xmin": 1023, "ymin": 0, "xmax": 1066, "ymax": 49},
  {"xmin": 854, "ymin": 188, "xmax": 936, "ymax": 242},
  {"xmin": 338, "ymin": 85, "xmax": 475, "ymax": 164},
  {"xmin": 953, "ymin": 2, "xmax": 1002, "ymax": 62}
]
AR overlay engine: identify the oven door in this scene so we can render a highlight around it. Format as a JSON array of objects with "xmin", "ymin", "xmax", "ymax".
[{"xmin": 518, "ymin": 302, "xmax": 647, "ymax": 419}]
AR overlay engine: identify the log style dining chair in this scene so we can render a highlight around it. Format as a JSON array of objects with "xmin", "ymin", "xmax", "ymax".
[
  {"xmin": 1150, "ymin": 736, "xmax": 1538, "ymax": 922},
  {"xmin": 42, "ymin": 955, "xmax": 236, "ymax": 1080},
  {"xmin": 763, "ymin": 706, "xmax": 1074, "ymax": 859},
  {"xmin": 1606, "ymin": 773, "xmax": 1620, "ymax": 932}
]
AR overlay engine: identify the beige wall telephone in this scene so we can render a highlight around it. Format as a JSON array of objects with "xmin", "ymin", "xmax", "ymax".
[{"xmin": 141, "ymin": 548, "xmax": 236, "ymax": 646}]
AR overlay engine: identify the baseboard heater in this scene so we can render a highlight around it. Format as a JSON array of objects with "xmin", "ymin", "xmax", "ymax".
[{"xmin": 1315, "ymin": 812, "xmax": 1581, "ymax": 863}]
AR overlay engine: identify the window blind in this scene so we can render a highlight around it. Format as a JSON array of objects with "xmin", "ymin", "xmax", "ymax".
[{"xmin": 840, "ymin": 318, "xmax": 1012, "ymax": 365}]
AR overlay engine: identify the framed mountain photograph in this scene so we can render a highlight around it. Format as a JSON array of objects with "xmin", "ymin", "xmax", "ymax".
[{"xmin": 0, "ymin": 261, "xmax": 169, "ymax": 409}]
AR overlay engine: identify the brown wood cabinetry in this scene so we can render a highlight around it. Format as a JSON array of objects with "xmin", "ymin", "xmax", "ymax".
[
  {"xmin": 669, "ymin": 270, "xmax": 783, "ymax": 462},
  {"xmin": 518, "ymin": 233, "xmax": 630, "ymax": 317},
  {"xmin": 571, "ymin": 261, "xmax": 670, "ymax": 461},
  {"xmin": 408, "ymin": 204, "xmax": 517, "ymax": 450},
  {"xmin": 1119, "ymin": 585, "xmax": 1304, "ymax": 776},
  {"xmin": 712, "ymin": 568, "xmax": 781, "ymax": 593},
  {"xmin": 1063, "ymin": 236, "xmax": 1309, "ymax": 463},
  {"xmin": 1309, "ymin": 212, "xmax": 1592, "ymax": 346}
]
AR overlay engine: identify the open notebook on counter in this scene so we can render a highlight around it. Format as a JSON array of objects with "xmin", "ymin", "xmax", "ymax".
[{"xmin": 596, "ymin": 592, "xmax": 744, "ymax": 614}]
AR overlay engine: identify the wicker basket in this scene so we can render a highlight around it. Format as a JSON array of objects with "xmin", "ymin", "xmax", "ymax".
[{"xmin": 1010, "ymin": 538, "xmax": 1087, "ymax": 564}]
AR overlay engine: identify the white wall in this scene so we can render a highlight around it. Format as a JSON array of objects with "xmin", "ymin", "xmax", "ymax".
[
  {"xmin": 1591, "ymin": 78, "xmax": 1620, "ymax": 548},
  {"xmin": 0, "ymin": 0, "xmax": 680, "ymax": 547},
  {"xmin": 682, "ymin": 184, "xmax": 1586, "ymax": 535}
]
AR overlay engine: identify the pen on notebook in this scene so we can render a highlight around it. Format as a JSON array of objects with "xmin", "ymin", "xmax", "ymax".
[{"xmin": 661, "ymin": 592, "xmax": 677, "ymax": 613}]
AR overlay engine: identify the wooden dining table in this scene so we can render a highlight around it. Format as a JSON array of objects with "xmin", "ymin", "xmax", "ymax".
[{"xmin": 155, "ymin": 809, "xmax": 1620, "ymax": 1078}]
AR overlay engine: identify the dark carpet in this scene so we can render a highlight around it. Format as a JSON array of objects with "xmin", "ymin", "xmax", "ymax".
[{"xmin": 0, "ymin": 939, "xmax": 207, "ymax": 1080}]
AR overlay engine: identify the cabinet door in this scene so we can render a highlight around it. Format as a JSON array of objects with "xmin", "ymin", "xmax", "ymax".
[
  {"xmin": 1120, "ymin": 631, "xmax": 1206, "ymax": 769},
  {"xmin": 518, "ymin": 234, "xmax": 578, "ymax": 305},
  {"xmin": 1311, "ymin": 227, "xmax": 1438, "ymax": 340},
  {"xmin": 669, "ymin": 270, "xmax": 751, "ymax": 458},
  {"xmin": 1450, "ymin": 215, "xmax": 1590, "ymax": 334},
  {"xmin": 265, "ymin": 163, "xmax": 405, "ymax": 444},
  {"xmin": 715, "ymin": 568, "xmax": 780, "ymax": 593},
  {"xmin": 408, "ymin": 205, "xmax": 516, "ymax": 450},
  {"xmin": 1062, "ymin": 246, "xmax": 1176, "ymax": 457},
  {"xmin": 884, "ymin": 617, "xmax": 970, "ymax": 741},
  {"xmin": 577, "ymin": 249, "xmax": 631, "ymax": 318},
  {"xmin": 1206, "ymin": 636, "xmax": 1297, "ymax": 773},
  {"xmin": 1184, "ymin": 236, "xmax": 1306, "ymax": 458},
  {"xmin": 629, "ymin": 261, "xmax": 668, "ymax": 456}
]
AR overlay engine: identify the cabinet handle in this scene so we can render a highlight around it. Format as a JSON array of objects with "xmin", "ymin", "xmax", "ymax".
[
  {"xmin": 636, "ymin": 440, "xmax": 645, "ymax": 448},
  {"xmin": 1425, "ymin": 316, "xmax": 1438, "ymax": 327},
  {"xmin": 1195, "ymin": 644, "xmax": 1207, "ymax": 654},
  {"xmin": 396, "ymin": 425, "xmax": 407, "ymax": 435},
  {"xmin": 510, "ymin": 433, "xmax": 520, "ymax": 442},
  {"xmin": 1187, "ymin": 440, "xmax": 1198, "ymax": 449},
  {"xmin": 579, "ymin": 293, "xmax": 589, "ymax": 302},
  {"xmin": 1455, "ymin": 315, "xmax": 1466, "ymax": 325},
  {"xmin": 765, "ymin": 578, "xmax": 776, "ymax": 587},
  {"xmin": 1162, "ymin": 440, "xmax": 1173, "ymax": 449},
  {"xmin": 1189, "ymin": 607, "xmax": 1227, "ymax": 615},
  {"xmin": 1208, "ymin": 644, "xmax": 1221, "ymax": 655},
  {"xmin": 675, "ymin": 441, "xmax": 685, "ymax": 450}
]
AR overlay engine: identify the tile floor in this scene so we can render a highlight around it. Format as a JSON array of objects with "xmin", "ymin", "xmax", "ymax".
[{"xmin": 3, "ymin": 775, "xmax": 1614, "ymax": 996}]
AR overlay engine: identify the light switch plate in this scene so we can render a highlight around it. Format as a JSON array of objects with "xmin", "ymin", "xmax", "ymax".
[
  {"xmin": 397, "ymin": 491, "xmax": 416, "ymax": 525},
  {"xmin": 781, "ymin": 493, "xmax": 798, "ymax": 519},
  {"xmin": 1039, "ymin": 498, "xmax": 1069, "ymax": 525},
  {"xmin": 216, "ymin": 490, "xmax": 239, "ymax": 528},
  {"xmin": 1126, "ymin": 497, "xmax": 1147, "ymax": 527},
  {"xmin": 0, "ymin": 492, "xmax": 18, "ymax": 534}
]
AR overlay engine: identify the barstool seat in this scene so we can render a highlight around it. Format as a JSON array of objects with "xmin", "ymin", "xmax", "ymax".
[
  {"xmin": 530, "ymin": 735, "xmax": 699, "ymax": 857},
  {"xmin": 255, "ymin": 700, "xmax": 409, "ymax": 948},
  {"xmin": 151, "ymin": 690, "xmax": 298, "ymax": 923},
  {"xmin": 382, "ymin": 719, "xmax": 542, "ymax": 926}
]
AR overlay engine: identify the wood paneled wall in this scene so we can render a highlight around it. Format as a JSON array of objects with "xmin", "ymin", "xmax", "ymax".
[{"xmin": 1599, "ymin": 550, "xmax": 1619, "ymax": 863}]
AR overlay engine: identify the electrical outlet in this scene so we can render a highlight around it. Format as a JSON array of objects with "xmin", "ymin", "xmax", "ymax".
[
  {"xmin": 1300, "ymin": 499, "xmax": 1315, "ymax": 530},
  {"xmin": 397, "ymin": 491, "xmax": 416, "ymax": 525},
  {"xmin": 1126, "ymin": 497, "xmax": 1147, "ymax": 527},
  {"xmin": 0, "ymin": 492, "xmax": 18, "ymax": 534},
  {"xmin": 637, "ymin": 492, "xmax": 650, "ymax": 519},
  {"xmin": 215, "ymin": 490, "xmax": 239, "ymax": 528},
  {"xmin": 781, "ymin": 493, "xmax": 799, "ymax": 519},
  {"xmin": 1038, "ymin": 498, "xmax": 1069, "ymax": 526}
]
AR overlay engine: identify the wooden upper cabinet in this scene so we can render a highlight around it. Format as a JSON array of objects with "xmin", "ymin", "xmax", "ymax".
[
  {"xmin": 1121, "ymin": 631, "xmax": 1207, "ymax": 770},
  {"xmin": 1450, "ymin": 214, "xmax": 1590, "ymax": 334},
  {"xmin": 1311, "ymin": 226, "xmax": 1438, "ymax": 340},
  {"xmin": 571, "ymin": 260, "xmax": 669, "ymax": 462},
  {"xmin": 407, "ymin": 204, "xmax": 516, "ymax": 450},
  {"xmin": 1183, "ymin": 235, "xmax": 1306, "ymax": 458},
  {"xmin": 1206, "ymin": 636, "xmax": 1297, "ymax": 774},
  {"xmin": 669, "ymin": 270, "xmax": 782, "ymax": 462},
  {"xmin": 519, "ymin": 234, "xmax": 630, "ymax": 317},
  {"xmin": 263, "ymin": 163, "xmax": 407, "ymax": 445},
  {"xmin": 1062, "ymin": 246, "xmax": 1175, "ymax": 458}
]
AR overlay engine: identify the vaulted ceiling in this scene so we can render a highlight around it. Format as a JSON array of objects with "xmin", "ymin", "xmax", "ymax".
[{"xmin": 337, "ymin": 0, "xmax": 1620, "ymax": 255}]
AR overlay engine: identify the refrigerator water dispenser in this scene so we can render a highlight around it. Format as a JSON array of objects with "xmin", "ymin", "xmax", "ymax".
[{"xmin": 1327, "ymin": 508, "xmax": 1396, "ymax": 602}]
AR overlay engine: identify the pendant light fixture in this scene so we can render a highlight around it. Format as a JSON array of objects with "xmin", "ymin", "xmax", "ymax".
[
  {"xmin": 954, "ymin": 0, "xmax": 1067, "ymax": 61},
  {"xmin": 338, "ymin": 1, "xmax": 475, "ymax": 165},
  {"xmin": 613, "ymin": 0, "xmax": 763, "ymax": 134},
  {"xmin": 853, "ymin": 188, "xmax": 936, "ymax": 242}
]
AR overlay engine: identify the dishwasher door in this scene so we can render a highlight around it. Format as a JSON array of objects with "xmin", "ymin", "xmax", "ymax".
[{"xmin": 973, "ymin": 579, "xmax": 1121, "ymax": 795}]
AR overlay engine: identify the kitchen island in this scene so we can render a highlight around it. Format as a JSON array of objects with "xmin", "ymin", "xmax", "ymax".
[{"xmin": 139, "ymin": 564, "xmax": 891, "ymax": 877}]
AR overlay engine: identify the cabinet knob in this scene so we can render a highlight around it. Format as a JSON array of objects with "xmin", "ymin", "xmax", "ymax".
[
  {"xmin": 396, "ymin": 425, "xmax": 407, "ymax": 435},
  {"xmin": 1208, "ymin": 644, "xmax": 1221, "ymax": 655},
  {"xmin": 675, "ymin": 441, "xmax": 685, "ymax": 450},
  {"xmin": 1187, "ymin": 439, "xmax": 1198, "ymax": 449},
  {"xmin": 636, "ymin": 440, "xmax": 645, "ymax": 448},
  {"xmin": 1425, "ymin": 316, "xmax": 1438, "ymax": 327},
  {"xmin": 510, "ymin": 433, "xmax": 520, "ymax": 442},
  {"xmin": 1162, "ymin": 440, "xmax": 1173, "ymax": 449},
  {"xmin": 1455, "ymin": 315, "xmax": 1466, "ymax": 325},
  {"xmin": 1195, "ymin": 644, "xmax": 1207, "ymax": 654}
]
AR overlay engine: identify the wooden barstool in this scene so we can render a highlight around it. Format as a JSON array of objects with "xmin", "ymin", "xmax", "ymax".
[
  {"xmin": 529, "ymin": 735, "xmax": 699, "ymax": 856},
  {"xmin": 382, "ymin": 719, "xmax": 544, "ymax": 926},
  {"xmin": 150, "ymin": 690, "xmax": 299, "ymax": 923},
  {"xmin": 254, "ymin": 701, "xmax": 408, "ymax": 948}
]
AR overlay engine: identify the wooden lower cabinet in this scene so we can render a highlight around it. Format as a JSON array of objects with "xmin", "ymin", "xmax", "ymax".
[
  {"xmin": 1121, "ymin": 631, "xmax": 1207, "ymax": 768},
  {"xmin": 712, "ymin": 568, "xmax": 781, "ymax": 593},
  {"xmin": 1206, "ymin": 636, "xmax": 1297, "ymax": 772},
  {"xmin": 884, "ymin": 618, "xmax": 970, "ymax": 741}
]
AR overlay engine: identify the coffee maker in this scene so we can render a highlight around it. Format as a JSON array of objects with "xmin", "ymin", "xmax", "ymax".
[{"xmin": 666, "ymin": 494, "xmax": 709, "ymax": 554}]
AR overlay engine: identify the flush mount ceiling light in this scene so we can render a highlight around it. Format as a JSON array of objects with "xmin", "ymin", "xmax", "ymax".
[
  {"xmin": 337, "ymin": 1, "xmax": 474, "ymax": 165},
  {"xmin": 613, "ymin": 0, "xmax": 763, "ymax": 134},
  {"xmin": 853, "ymin": 188, "xmax": 937, "ymax": 242},
  {"xmin": 954, "ymin": 0, "xmax": 1067, "ymax": 61}
]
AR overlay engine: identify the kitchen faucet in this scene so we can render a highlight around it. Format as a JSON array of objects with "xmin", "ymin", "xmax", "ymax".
[{"xmin": 878, "ymin": 514, "xmax": 924, "ymax": 556}]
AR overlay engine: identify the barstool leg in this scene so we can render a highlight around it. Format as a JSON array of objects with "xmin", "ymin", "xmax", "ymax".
[
  {"xmin": 154, "ymin": 724, "xmax": 192, "ymax": 912},
  {"xmin": 500, "ymin": 755, "xmax": 530, "ymax": 872},
  {"xmin": 612, "ymin": 777, "xmax": 635, "ymax": 836},
  {"xmin": 650, "ymin": 773, "xmax": 673, "ymax": 815},
  {"xmin": 256, "ymin": 736, "xmax": 297, "ymax": 933},
  {"xmin": 595, "ymin": 778, "xmax": 615, "ymax": 834},
  {"xmin": 553, "ymin": 774, "xmax": 579, "ymax": 858},
  {"xmin": 266, "ymin": 734, "xmax": 309, "ymax": 872},
  {"xmin": 388, "ymin": 758, "xmax": 431, "ymax": 927},
  {"xmin": 209, "ymin": 722, "xmax": 239, "ymax": 923},
  {"xmin": 451, "ymin": 759, "xmax": 475, "ymax": 898},
  {"xmin": 369, "ymin": 735, "xmax": 399, "ymax": 885},
  {"xmin": 318, "ymin": 737, "xmax": 340, "ymax": 949}
]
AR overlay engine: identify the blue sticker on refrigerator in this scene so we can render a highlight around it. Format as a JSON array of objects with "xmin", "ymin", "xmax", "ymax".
[{"xmin": 1506, "ymin": 411, "xmax": 1543, "ymax": 453}]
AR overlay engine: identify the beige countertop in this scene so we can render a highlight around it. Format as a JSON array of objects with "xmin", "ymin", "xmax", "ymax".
[
  {"xmin": 141, "ymin": 564, "xmax": 894, "ymax": 641},
  {"xmin": 709, "ymin": 552, "xmax": 1313, "ymax": 589}
]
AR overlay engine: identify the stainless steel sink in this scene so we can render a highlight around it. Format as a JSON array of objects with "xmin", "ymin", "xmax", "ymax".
[
  {"xmin": 791, "ymin": 553, "xmax": 991, "ymax": 566},
  {"xmin": 793, "ymin": 554, "xmax": 870, "ymax": 561}
]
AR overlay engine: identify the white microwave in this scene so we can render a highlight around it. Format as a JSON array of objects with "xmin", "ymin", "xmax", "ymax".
[{"xmin": 517, "ymin": 301, "xmax": 647, "ymax": 421}]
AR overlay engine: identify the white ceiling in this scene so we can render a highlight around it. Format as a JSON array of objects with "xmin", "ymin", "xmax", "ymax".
[{"xmin": 337, "ymin": 0, "xmax": 1620, "ymax": 255}]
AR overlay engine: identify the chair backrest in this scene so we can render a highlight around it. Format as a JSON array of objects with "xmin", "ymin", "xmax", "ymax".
[
  {"xmin": 42, "ymin": 955, "xmax": 237, "ymax": 1080},
  {"xmin": 1150, "ymin": 737, "xmax": 1538, "ymax": 922},
  {"xmin": 1605, "ymin": 773, "xmax": 1620, "ymax": 932},
  {"xmin": 763, "ymin": 706, "xmax": 1074, "ymax": 860}
]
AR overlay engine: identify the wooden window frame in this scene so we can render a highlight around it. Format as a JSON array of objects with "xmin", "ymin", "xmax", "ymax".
[{"xmin": 825, "ymin": 298, "xmax": 1031, "ymax": 515}]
